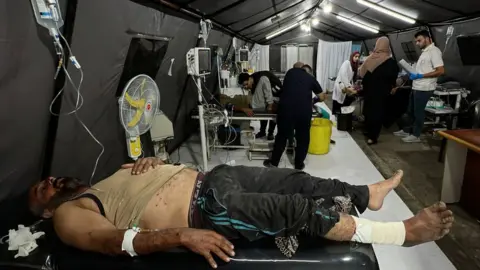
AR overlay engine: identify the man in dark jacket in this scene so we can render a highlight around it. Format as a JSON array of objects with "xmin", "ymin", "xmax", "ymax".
[
  {"xmin": 238, "ymin": 71, "xmax": 283, "ymax": 140},
  {"xmin": 265, "ymin": 62, "xmax": 325, "ymax": 170}
]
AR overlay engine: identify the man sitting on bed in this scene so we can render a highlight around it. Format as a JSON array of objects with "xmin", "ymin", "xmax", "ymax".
[{"xmin": 29, "ymin": 157, "xmax": 454, "ymax": 269}]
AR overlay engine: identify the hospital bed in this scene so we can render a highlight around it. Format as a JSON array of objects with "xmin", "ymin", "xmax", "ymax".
[
  {"xmin": 192, "ymin": 110, "xmax": 326, "ymax": 161},
  {"xmin": 191, "ymin": 111, "xmax": 281, "ymax": 161},
  {"xmin": 0, "ymin": 218, "xmax": 379, "ymax": 270}
]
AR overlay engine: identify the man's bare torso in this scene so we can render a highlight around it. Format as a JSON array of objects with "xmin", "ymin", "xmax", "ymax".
[{"xmin": 60, "ymin": 167, "xmax": 199, "ymax": 230}]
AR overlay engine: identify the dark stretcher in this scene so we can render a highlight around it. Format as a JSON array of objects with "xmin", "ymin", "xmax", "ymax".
[{"xmin": 0, "ymin": 218, "xmax": 379, "ymax": 270}]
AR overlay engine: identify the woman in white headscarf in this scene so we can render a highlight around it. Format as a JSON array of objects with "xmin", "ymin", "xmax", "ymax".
[
  {"xmin": 360, "ymin": 37, "xmax": 399, "ymax": 145},
  {"xmin": 332, "ymin": 52, "xmax": 361, "ymax": 115}
]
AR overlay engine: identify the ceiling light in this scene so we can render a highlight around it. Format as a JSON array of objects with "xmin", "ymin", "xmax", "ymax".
[
  {"xmin": 357, "ymin": 0, "xmax": 416, "ymax": 24},
  {"xmin": 336, "ymin": 15, "xmax": 379, "ymax": 33},
  {"xmin": 266, "ymin": 22, "xmax": 300, "ymax": 40},
  {"xmin": 323, "ymin": 3, "xmax": 333, "ymax": 14},
  {"xmin": 311, "ymin": 18, "xmax": 319, "ymax": 26}
]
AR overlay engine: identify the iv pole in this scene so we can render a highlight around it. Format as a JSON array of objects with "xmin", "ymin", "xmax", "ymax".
[
  {"xmin": 197, "ymin": 77, "xmax": 209, "ymax": 172},
  {"xmin": 197, "ymin": 19, "xmax": 212, "ymax": 172}
]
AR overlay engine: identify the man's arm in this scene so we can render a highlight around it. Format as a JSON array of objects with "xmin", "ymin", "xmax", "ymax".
[
  {"xmin": 422, "ymin": 66, "xmax": 445, "ymax": 78},
  {"xmin": 418, "ymin": 49, "xmax": 445, "ymax": 79},
  {"xmin": 53, "ymin": 203, "xmax": 183, "ymax": 255},
  {"xmin": 311, "ymin": 78, "xmax": 326, "ymax": 102},
  {"xmin": 54, "ymin": 203, "xmax": 234, "ymax": 268},
  {"xmin": 258, "ymin": 76, "xmax": 274, "ymax": 106}
]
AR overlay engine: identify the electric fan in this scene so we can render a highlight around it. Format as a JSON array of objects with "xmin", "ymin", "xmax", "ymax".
[{"xmin": 118, "ymin": 74, "xmax": 160, "ymax": 160}]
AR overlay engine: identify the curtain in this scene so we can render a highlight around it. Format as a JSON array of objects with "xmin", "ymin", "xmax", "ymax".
[
  {"xmin": 282, "ymin": 45, "xmax": 299, "ymax": 72},
  {"xmin": 316, "ymin": 40, "xmax": 352, "ymax": 93},
  {"xmin": 298, "ymin": 45, "xmax": 314, "ymax": 68},
  {"xmin": 250, "ymin": 44, "xmax": 270, "ymax": 71}
]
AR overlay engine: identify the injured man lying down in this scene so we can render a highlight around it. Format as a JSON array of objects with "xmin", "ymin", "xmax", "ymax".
[{"xmin": 29, "ymin": 157, "xmax": 453, "ymax": 269}]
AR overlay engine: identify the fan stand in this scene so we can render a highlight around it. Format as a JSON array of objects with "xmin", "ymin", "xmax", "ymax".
[
  {"xmin": 196, "ymin": 77, "xmax": 209, "ymax": 171},
  {"xmin": 127, "ymin": 135, "xmax": 142, "ymax": 160}
]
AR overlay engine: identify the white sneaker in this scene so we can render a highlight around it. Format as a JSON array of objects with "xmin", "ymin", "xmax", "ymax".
[
  {"xmin": 393, "ymin": 130, "xmax": 410, "ymax": 137},
  {"xmin": 402, "ymin": 135, "xmax": 421, "ymax": 143}
]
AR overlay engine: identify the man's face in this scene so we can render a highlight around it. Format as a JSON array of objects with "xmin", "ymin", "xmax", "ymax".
[
  {"xmin": 29, "ymin": 177, "xmax": 59, "ymax": 218},
  {"xmin": 415, "ymin": 35, "xmax": 430, "ymax": 50},
  {"xmin": 242, "ymin": 77, "xmax": 254, "ymax": 90}
]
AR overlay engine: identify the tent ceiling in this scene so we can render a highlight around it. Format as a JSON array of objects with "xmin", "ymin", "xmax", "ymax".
[{"xmin": 152, "ymin": 0, "xmax": 480, "ymax": 43}]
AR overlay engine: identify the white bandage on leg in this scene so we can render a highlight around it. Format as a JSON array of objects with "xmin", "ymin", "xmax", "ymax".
[
  {"xmin": 351, "ymin": 216, "xmax": 406, "ymax": 246},
  {"xmin": 121, "ymin": 229, "xmax": 139, "ymax": 257}
]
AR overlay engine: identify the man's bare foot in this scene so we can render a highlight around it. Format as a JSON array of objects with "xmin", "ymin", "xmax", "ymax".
[
  {"xmin": 368, "ymin": 170, "xmax": 403, "ymax": 211},
  {"xmin": 403, "ymin": 202, "xmax": 454, "ymax": 246}
]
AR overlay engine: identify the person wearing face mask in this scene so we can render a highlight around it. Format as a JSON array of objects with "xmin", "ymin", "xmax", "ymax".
[
  {"xmin": 359, "ymin": 37, "xmax": 399, "ymax": 145},
  {"xmin": 332, "ymin": 52, "xmax": 361, "ymax": 115}
]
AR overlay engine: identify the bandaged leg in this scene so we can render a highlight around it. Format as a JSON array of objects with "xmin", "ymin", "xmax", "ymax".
[{"xmin": 351, "ymin": 216, "xmax": 405, "ymax": 245}]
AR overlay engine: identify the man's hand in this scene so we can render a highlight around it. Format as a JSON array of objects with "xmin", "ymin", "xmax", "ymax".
[
  {"xmin": 121, "ymin": 157, "xmax": 164, "ymax": 175},
  {"xmin": 267, "ymin": 104, "xmax": 273, "ymax": 113},
  {"xmin": 242, "ymin": 108, "xmax": 254, "ymax": 117},
  {"xmin": 391, "ymin": 87, "xmax": 398, "ymax": 95},
  {"xmin": 180, "ymin": 229, "xmax": 235, "ymax": 269},
  {"xmin": 409, "ymin": 73, "xmax": 424, "ymax": 80}
]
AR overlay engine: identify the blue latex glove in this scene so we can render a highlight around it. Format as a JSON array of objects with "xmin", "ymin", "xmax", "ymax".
[{"xmin": 409, "ymin": 73, "xmax": 424, "ymax": 80}]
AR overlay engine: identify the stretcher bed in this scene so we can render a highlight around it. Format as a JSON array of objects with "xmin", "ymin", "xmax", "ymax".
[
  {"xmin": 192, "ymin": 111, "xmax": 318, "ymax": 162},
  {"xmin": 0, "ymin": 220, "xmax": 379, "ymax": 270}
]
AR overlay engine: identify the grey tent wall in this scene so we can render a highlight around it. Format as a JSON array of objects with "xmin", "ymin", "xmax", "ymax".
[
  {"xmin": 0, "ymin": 1, "xmax": 57, "ymax": 201},
  {"xmin": 48, "ymin": 0, "xmax": 239, "ymax": 183},
  {"xmin": 388, "ymin": 28, "xmax": 423, "ymax": 62},
  {"xmin": 430, "ymin": 18, "xmax": 480, "ymax": 99}
]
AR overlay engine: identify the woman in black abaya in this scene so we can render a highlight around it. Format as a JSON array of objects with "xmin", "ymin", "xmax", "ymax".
[{"xmin": 359, "ymin": 37, "xmax": 399, "ymax": 145}]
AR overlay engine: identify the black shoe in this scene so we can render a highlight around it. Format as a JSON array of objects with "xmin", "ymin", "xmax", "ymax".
[
  {"xmin": 267, "ymin": 134, "xmax": 275, "ymax": 141},
  {"xmin": 255, "ymin": 132, "xmax": 266, "ymax": 139},
  {"xmin": 295, "ymin": 163, "xmax": 305, "ymax": 170},
  {"xmin": 263, "ymin": 160, "xmax": 276, "ymax": 168}
]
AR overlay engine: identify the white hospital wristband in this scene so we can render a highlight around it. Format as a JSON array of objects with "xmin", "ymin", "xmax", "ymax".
[
  {"xmin": 351, "ymin": 216, "xmax": 406, "ymax": 246},
  {"xmin": 121, "ymin": 229, "xmax": 139, "ymax": 257}
]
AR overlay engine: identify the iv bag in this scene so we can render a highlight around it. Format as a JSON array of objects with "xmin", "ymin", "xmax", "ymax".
[{"xmin": 30, "ymin": 0, "xmax": 64, "ymax": 30}]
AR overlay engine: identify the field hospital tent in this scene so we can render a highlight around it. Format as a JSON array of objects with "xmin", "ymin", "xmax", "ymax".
[{"xmin": 1, "ymin": 0, "xmax": 480, "ymax": 256}]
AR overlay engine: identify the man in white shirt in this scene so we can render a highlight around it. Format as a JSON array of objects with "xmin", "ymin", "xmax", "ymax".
[{"xmin": 394, "ymin": 30, "xmax": 445, "ymax": 143}]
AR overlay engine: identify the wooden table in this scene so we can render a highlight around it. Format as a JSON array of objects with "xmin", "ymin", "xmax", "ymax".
[{"xmin": 438, "ymin": 129, "xmax": 480, "ymax": 218}]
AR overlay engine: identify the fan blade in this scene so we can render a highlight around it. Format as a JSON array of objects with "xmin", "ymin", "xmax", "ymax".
[
  {"xmin": 128, "ymin": 109, "xmax": 144, "ymax": 127},
  {"xmin": 125, "ymin": 92, "xmax": 145, "ymax": 108},
  {"xmin": 140, "ymin": 78, "xmax": 146, "ymax": 96}
]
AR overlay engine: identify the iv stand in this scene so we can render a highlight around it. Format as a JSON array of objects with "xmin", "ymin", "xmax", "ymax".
[{"xmin": 196, "ymin": 77, "xmax": 209, "ymax": 172}]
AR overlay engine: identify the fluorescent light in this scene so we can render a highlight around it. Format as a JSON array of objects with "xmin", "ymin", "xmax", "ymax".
[
  {"xmin": 266, "ymin": 22, "xmax": 300, "ymax": 40},
  {"xmin": 336, "ymin": 15, "xmax": 379, "ymax": 33},
  {"xmin": 311, "ymin": 18, "xmax": 319, "ymax": 26},
  {"xmin": 357, "ymin": 0, "xmax": 416, "ymax": 24},
  {"xmin": 323, "ymin": 3, "xmax": 333, "ymax": 14}
]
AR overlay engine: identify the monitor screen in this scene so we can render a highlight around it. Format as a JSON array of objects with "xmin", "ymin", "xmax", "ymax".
[
  {"xmin": 239, "ymin": 50, "xmax": 249, "ymax": 62},
  {"xmin": 198, "ymin": 48, "xmax": 211, "ymax": 74},
  {"xmin": 457, "ymin": 35, "xmax": 480, "ymax": 66}
]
